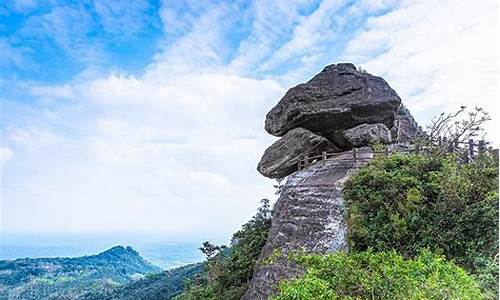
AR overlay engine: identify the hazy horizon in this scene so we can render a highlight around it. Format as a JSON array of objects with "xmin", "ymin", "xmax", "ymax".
[{"xmin": 0, "ymin": 231, "xmax": 217, "ymax": 269}]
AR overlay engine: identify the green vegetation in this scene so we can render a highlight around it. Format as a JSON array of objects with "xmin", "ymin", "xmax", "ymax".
[
  {"xmin": 0, "ymin": 246, "xmax": 162, "ymax": 300},
  {"xmin": 274, "ymin": 108, "xmax": 498, "ymax": 299},
  {"xmin": 82, "ymin": 263, "xmax": 203, "ymax": 300},
  {"xmin": 343, "ymin": 152, "xmax": 498, "ymax": 297},
  {"xmin": 273, "ymin": 250, "xmax": 484, "ymax": 300},
  {"xmin": 175, "ymin": 199, "xmax": 272, "ymax": 300}
]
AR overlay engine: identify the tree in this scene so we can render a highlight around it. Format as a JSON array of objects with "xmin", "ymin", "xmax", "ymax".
[
  {"xmin": 420, "ymin": 106, "xmax": 491, "ymax": 154},
  {"xmin": 176, "ymin": 199, "xmax": 272, "ymax": 300}
]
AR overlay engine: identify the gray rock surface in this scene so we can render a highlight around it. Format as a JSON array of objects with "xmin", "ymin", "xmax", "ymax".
[
  {"xmin": 243, "ymin": 147, "xmax": 373, "ymax": 300},
  {"xmin": 264, "ymin": 63, "xmax": 401, "ymax": 138},
  {"xmin": 248, "ymin": 63, "xmax": 418, "ymax": 299},
  {"xmin": 343, "ymin": 123, "xmax": 391, "ymax": 147},
  {"xmin": 257, "ymin": 128, "xmax": 341, "ymax": 179},
  {"xmin": 391, "ymin": 105, "xmax": 420, "ymax": 143}
]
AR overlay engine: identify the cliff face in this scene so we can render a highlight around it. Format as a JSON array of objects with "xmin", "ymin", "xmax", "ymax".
[
  {"xmin": 245, "ymin": 63, "xmax": 418, "ymax": 299},
  {"xmin": 243, "ymin": 148, "xmax": 373, "ymax": 300}
]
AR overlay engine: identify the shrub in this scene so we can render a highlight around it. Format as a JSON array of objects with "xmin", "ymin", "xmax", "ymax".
[
  {"xmin": 343, "ymin": 152, "xmax": 498, "ymax": 296},
  {"xmin": 175, "ymin": 199, "xmax": 272, "ymax": 300},
  {"xmin": 273, "ymin": 250, "xmax": 484, "ymax": 300}
]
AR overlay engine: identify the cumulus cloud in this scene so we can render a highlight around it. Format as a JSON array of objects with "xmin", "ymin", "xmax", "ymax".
[{"xmin": 1, "ymin": 70, "xmax": 283, "ymax": 236}]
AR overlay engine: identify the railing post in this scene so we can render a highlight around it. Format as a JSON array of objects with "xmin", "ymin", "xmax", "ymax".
[
  {"xmin": 304, "ymin": 155, "xmax": 309, "ymax": 168},
  {"xmin": 352, "ymin": 147, "xmax": 358, "ymax": 162},
  {"xmin": 322, "ymin": 151, "xmax": 327, "ymax": 161},
  {"xmin": 478, "ymin": 140, "xmax": 486, "ymax": 154}
]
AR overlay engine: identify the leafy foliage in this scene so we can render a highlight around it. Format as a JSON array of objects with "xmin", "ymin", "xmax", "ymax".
[
  {"xmin": 175, "ymin": 199, "xmax": 272, "ymax": 300},
  {"xmin": 273, "ymin": 250, "xmax": 484, "ymax": 300},
  {"xmin": 343, "ymin": 152, "xmax": 499, "ymax": 297}
]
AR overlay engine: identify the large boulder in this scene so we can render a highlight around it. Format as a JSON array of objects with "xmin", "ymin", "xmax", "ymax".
[
  {"xmin": 257, "ymin": 128, "xmax": 340, "ymax": 179},
  {"xmin": 265, "ymin": 63, "xmax": 401, "ymax": 139},
  {"xmin": 343, "ymin": 123, "xmax": 392, "ymax": 147},
  {"xmin": 391, "ymin": 104, "xmax": 420, "ymax": 143}
]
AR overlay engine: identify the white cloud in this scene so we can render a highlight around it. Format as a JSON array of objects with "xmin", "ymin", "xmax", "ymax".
[
  {"xmin": 146, "ymin": 4, "xmax": 229, "ymax": 79},
  {"xmin": 0, "ymin": 40, "xmax": 30, "ymax": 69},
  {"xmin": 0, "ymin": 147, "xmax": 13, "ymax": 164},
  {"xmin": 18, "ymin": 5, "xmax": 105, "ymax": 65},
  {"xmin": 227, "ymin": 0, "xmax": 314, "ymax": 75},
  {"xmin": 342, "ymin": 0, "xmax": 499, "ymax": 144},
  {"xmin": 30, "ymin": 84, "xmax": 74, "ymax": 98},
  {"xmin": 94, "ymin": 0, "xmax": 154, "ymax": 38},
  {"xmin": 358, "ymin": 0, "xmax": 400, "ymax": 12},
  {"xmin": 1, "ymin": 69, "xmax": 283, "ymax": 236},
  {"xmin": 258, "ymin": 0, "xmax": 344, "ymax": 73}
]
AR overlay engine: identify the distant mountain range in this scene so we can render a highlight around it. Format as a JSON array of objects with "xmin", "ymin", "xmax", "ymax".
[{"xmin": 0, "ymin": 246, "xmax": 203, "ymax": 300}]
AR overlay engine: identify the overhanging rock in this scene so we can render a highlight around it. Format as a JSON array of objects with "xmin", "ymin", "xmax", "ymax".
[
  {"xmin": 265, "ymin": 63, "xmax": 401, "ymax": 139},
  {"xmin": 257, "ymin": 127, "xmax": 341, "ymax": 179}
]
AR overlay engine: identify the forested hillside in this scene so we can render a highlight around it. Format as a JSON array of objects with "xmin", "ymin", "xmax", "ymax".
[
  {"xmin": 82, "ymin": 263, "xmax": 203, "ymax": 300},
  {"xmin": 0, "ymin": 246, "xmax": 161, "ymax": 299}
]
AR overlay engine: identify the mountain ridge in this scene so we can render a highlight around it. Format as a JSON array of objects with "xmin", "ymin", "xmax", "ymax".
[{"xmin": 0, "ymin": 245, "xmax": 162, "ymax": 300}]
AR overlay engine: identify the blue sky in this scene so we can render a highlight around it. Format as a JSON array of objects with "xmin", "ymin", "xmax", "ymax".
[{"xmin": 0, "ymin": 0, "xmax": 498, "ymax": 238}]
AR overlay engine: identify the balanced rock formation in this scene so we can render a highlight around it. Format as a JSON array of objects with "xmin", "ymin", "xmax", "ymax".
[
  {"xmin": 244, "ymin": 148, "xmax": 373, "ymax": 300},
  {"xmin": 247, "ymin": 63, "xmax": 419, "ymax": 299},
  {"xmin": 265, "ymin": 63, "xmax": 401, "ymax": 139},
  {"xmin": 257, "ymin": 128, "xmax": 341, "ymax": 178}
]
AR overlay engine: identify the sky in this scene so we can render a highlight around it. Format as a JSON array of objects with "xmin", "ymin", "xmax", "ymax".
[{"xmin": 0, "ymin": 0, "xmax": 498, "ymax": 240}]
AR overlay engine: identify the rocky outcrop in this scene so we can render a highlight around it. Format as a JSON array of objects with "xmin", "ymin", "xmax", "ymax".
[
  {"xmin": 258, "ymin": 63, "xmax": 415, "ymax": 179},
  {"xmin": 391, "ymin": 105, "xmax": 420, "ymax": 143},
  {"xmin": 257, "ymin": 128, "xmax": 341, "ymax": 178},
  {"xmin": 244, "ymin": 148, "xmax": 373, "ymax": 300},
  {"xmin": 247, "ymin": 63, "xmax": 419, "ymax": 299},
  {"xmin": 343, "ymin": 123, "xmax": 392, "ymax": 147},
  {"xmin": 264, "ymin": 63, "xmax": 401, "ymax": 139}
]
